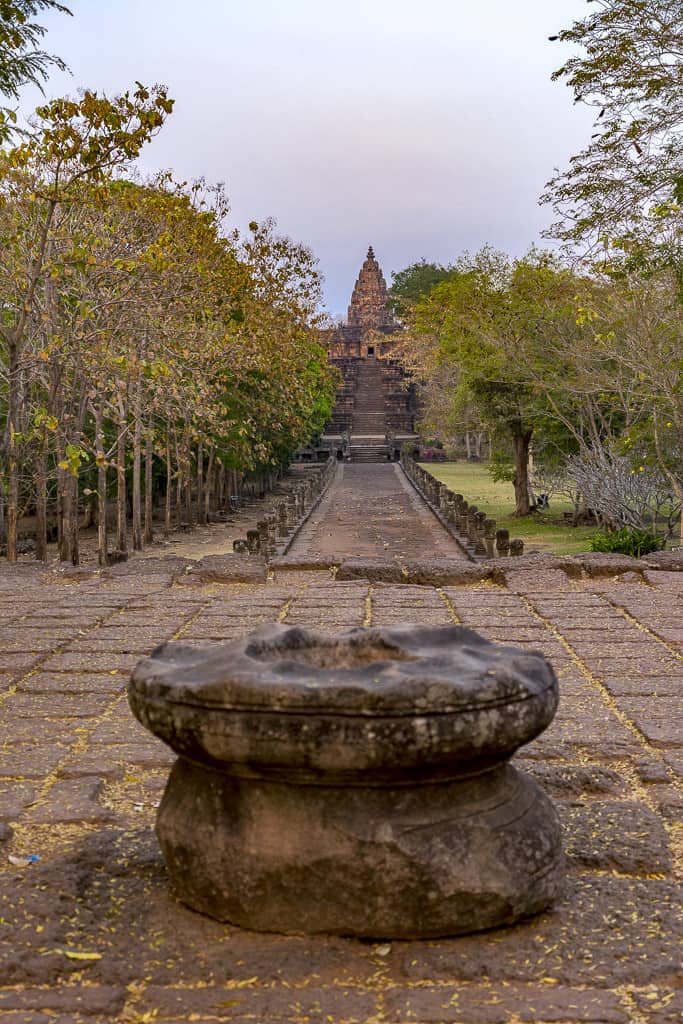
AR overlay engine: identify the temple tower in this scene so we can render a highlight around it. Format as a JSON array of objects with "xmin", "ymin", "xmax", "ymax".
[
  {"xmin": 347, "ymin": 246, "xmax": 396, "ymax": 335},
  {"xmin": 320, "ymin": 246, "xmax": 417, "ymax": 459}
]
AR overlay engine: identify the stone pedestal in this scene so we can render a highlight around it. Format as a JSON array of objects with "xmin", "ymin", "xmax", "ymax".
[{"xmin": 129, "ymin": 624, "xmax": 563, "ymax": 938}]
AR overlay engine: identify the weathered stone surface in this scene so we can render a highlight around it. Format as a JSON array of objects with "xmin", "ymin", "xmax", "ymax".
[
  {"xmin": 181, "ymin": 554, "xmax": 268, "ymax": 584},
  {"xmin": 574, "ymin": 552, "xmax": 645, "ymax": 577},
  {"xmin": 24, "ymin": 777, "xmax": 113, "ymax": 825},
  {"xmin": 155, "ymin": 757, "xmax": 561, "ymax": 937},
  {"xmin": 0, "ymin": 551, "xmax": 679, "ymax": 1016},
  {"xmin": 130, "ymin": 623, "xmax": 563, "ymax": 937},
  {"xmin": 336, "ymin": 558, "xmax": 496, "ymax": 585},
  {"xmin": 382, "ymin": 984, "xmax": 630, "ymax": 1023},
  {"xmin": 130, "ymin": 623, "xmax": 559, "ymax": 779},
  {"xmin": 521, "ymin": 762, "xmax": 627, "ymax": 798},
  {"xmin": 558, "ymin": 800, "xmax": 672, "ymax": 874},
  {"xmin": 488, "ymin": 553, "xmax": 584, "ymax": 579},
  {"xmin": 641, "ymin": 549, "xmax": 683, "ymax": 571},
  {"xmin": 268, "ymin": 555, "xmax": 340, "ymax": 571}
]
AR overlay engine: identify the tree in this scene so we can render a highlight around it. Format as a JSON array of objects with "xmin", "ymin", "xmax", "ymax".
[
  {"xmin": 0, "ymin": 1, "xmax": 71, "ymax": 138},
  {"xmin": 411, "ymin": 249, "xmax": 587, "ymax": 516},
  {"xmin": 543, "ymin": 0, "xmax": 683, "ymax": 255},
  {"xmin": 0, "ymin": 83, "xmax": 173, "ymax": 559},
  {"xmin": 388, "ymin": 260, "xmax": 455, "ymax": 317}
]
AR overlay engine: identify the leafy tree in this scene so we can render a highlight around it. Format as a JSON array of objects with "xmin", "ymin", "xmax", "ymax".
[
  {"xmin": 411, "ymin": 249, "xmax": 588, "ymax": 516},
  {"xmin": 543, "ymin": 0, "xmax": 683, "ymax": 256},
  {"xmin": 388, "ymin": 260, "xmax": 455, "ymax": 317},
  {"xmin": 0, "ymin": 83, "xmax": 173, "ymax": 559},
  {"xmin": 0, "ymin": 1, "xmax": 72, "ymax": 137}
]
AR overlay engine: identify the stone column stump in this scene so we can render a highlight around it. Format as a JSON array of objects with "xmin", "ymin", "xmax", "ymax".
[{"xmin": 129, "ymin": 623, "xmax": 564, "ymax": 938}]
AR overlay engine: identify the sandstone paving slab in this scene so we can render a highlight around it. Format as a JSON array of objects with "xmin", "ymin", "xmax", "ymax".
[
  {"xmin": 0, "ymin": 985, "xmax": 127, "ymax": 1018},
  {"xmin": 0, "ymin": 741, "xmax": 71, "ymax": 778},
  {"xmin": 0, "ymin": 564, "xmax": 680, "ymax": 1021},
  {"xmin": 380, "ymin": 984, "xmax": 630, "ymax": 1024},
  {"xmin": 0, "ymin": 781, "xmax": 37, "ymax": 820},
  {"xmin": 134, "ymin": 982, "xmax": 378, "ymax": 1023},
  {"xmin": 631, "ymin": 989, "xmax": 683, "ymax": 1024},
  {"xmin": 0, "ymin": 719, "xmax": 83, "ymax": 746},
  {"xmin": 397, "ymin": 875, "xmax": 681, "ymax": 986},
  {"xmin": 16, "ymin": 672, "xmax": 127, "ymax": 695},
  {"xmin": 2, "ymin": 692, "xmax": 113, "ymax": 718},
  {"xmin": 38, "ymin": 652, "xmax": 142, "ymax": 673},
  {"xmin": 23, "ymin": 777, "xmax": 114, "ymax": 825},
  {"xmin": 601, "ymin": 674, "xmax": 682, "ymax": 697},
  {"xmin": 557, "ymin": 800, "xmax": 672, "ymax": 874},
  {"xmin": 618, "ymin": 697, "xmax": 683, "ymax": 748},
  {"xmin": 518, "ymin": 762, "xmax": 628, "ymax": 798}
]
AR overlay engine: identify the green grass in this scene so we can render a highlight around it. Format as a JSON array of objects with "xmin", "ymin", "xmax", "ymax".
[{"xmin": 420, "ymin": 461, "xmax": 599, "ymax": 556}]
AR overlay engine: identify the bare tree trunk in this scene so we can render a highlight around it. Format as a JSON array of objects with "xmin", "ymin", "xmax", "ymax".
[
  {"xmin": 204, "ymin": 448, "xmax": 214, "ymax": 523},
  {"xmin": 144, "ymin": 417, "xmax": 154, "ymax": 543},
  {"xmin": 6, "ymin": 347, "xmax": 20, "ymax": 561},
  {"xmin": 116, "ymin": 419, "xmax": 127, "ymax": 554},
  {"xmin": 183, "ymin": 424, "xmax": 193, "ymax": 529},
  {"xmin": 35, "ymin": 432, "xmax": 48, "ymax": 561},
  {"xmin": 165, "ymin": 426, "xmax": 172, "ymax": 539},
  {"xmin": 0, "ymin": 468, "xmax": 7, "ymax": 544},
  {"xmin": 131, "ymin": 379, "xmax": 143, "ymax": 551},
  {"xmin": 174, "ymin": 432, "xmax": 182, "ymax": 530},
  {"xmin": 56, "ymin": 431, "xmax": 71, "ymax": 563},
  {"xmin": 95, "ymin": 404, "xmax": 108, "ymax": 566},
  {"xmin": 512, "ymin": 427, "xmax": 533, "ymax": 517},
  {"xmin": 69, "ymin": 472, "xmax": 79, "ymax": 565},
  {"xmin": 197, "ymin": 438, "xmax": 205, "ymax": 526}
]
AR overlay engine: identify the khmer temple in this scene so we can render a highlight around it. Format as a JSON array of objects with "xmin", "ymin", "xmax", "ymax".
[{"xmin": 322, "ymin": 247, "xmax": 417, "ymax": 462}]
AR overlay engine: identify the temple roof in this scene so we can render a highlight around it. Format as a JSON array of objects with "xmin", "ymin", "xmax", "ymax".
[{"xmin": 347, "ymin": 246, "xmax": 396, "ymax": 332}]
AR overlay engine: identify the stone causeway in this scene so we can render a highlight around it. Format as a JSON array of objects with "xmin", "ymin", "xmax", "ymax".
[{"xmin": 0, "ymin": 464, "xmax": 681, "ymax": 1022}]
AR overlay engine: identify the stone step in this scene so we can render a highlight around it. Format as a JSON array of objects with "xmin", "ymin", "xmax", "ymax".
[{"xmin": 349, "ymin": 445, "xmax": 390, "ymax": 463}]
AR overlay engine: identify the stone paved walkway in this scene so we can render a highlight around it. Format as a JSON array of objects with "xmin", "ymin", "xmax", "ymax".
[
  {"xmin": 0, "ymin": 550, "xmax": 680, "ymax": 1022},
  {"xmin": 290, "ymin": 464, "xmax": 466, "ymax": 559}
]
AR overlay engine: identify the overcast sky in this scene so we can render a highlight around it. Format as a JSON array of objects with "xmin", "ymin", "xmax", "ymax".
[{"xmin": 22, "ymin": 0, "xmax": 595, "ymax": 316}]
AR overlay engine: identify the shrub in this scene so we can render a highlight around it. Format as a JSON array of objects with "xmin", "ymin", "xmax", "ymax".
[{"xmin": 589, "ymin": 527, "xmax": 662, "ymax": 558}]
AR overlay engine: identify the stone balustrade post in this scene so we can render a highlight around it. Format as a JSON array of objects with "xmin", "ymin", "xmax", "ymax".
[
  {"xmin": 456, "ymin": 501, "xmax": 469, "ymax": 535},
  {"xmin": 510, "ymin": 538, "xmax": 524, "ymax": 557},
  {"xmin": 251, "ymin": 526, "xmax": 265, "ymax": 555},
  {"xmin": 257, "ymin": 519, "xmax": 268, "ymax": 555},
  {"xmin": 232, "ymin": 538, "xmax": 249, "ymax": 554},
  {"xmin": 483, "ymin": 519, "xmax": 497, "ymax": 558},
  {"xmin": 466, "ymin": 506, "xmax": 479, "ymax": 546},
  {"xmin": 496, "ymin": 528, "xmax": 510, "ymax": 557},
  {"xmin": 277, "ymin": 502, "xmax": 289, "ymax": 538},
  {"xmin": 474, "ymin": 511, "xmax": 487, "ymax": 555}
]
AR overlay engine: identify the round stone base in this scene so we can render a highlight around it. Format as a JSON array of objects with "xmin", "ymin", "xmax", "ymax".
[{"xmin": 156, "ymin": 757, "xmax": 564, "ymax": 938}]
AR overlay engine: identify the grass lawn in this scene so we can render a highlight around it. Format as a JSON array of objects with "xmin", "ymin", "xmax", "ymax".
[{"xmin": 420, "ymin": 461, "xmax": 599, "ymax": 556}]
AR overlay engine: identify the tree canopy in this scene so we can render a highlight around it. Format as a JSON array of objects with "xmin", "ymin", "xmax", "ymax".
[
  {"xmin": 543, "ymin": 0, "xmax": 683, "ymax": 257},
  {"xmin": 0, "ymin": 1, "xmax": 71, "ymax": 137}
]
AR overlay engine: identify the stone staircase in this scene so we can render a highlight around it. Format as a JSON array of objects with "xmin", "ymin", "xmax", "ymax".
[
  {"xmin": 349, "ymin": 442, "xmax": 389, "ymax": 463},
  {"xmin": 351, "ymin": 359, "xmax": 386, "ymax": 435},
  {"xmin": 350, "ymin": 359, "xmax": 389, "ymax": 462}
]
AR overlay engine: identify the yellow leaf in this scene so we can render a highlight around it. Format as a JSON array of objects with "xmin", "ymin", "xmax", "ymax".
[{"xmin": 57, "ymin": 949, "xmax": 102, "ymax": 961}]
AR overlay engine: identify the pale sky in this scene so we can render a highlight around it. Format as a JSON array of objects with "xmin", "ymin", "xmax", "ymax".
[{"xmin": 20, "ymin": 0, "xmax": 595, "ymax": 316}]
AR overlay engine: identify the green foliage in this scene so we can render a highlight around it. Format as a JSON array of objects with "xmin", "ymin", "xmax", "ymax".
[
  {"xmin": 388, "ymin": 260, "xmax": 456, "ymax": 316},
  {"xmin": 0, "ymin": 1, "xmax": 71, "ymax": 138},
  {"xmin": 544, "ymin": 0, "xmax": 683, "ymax": 256},
  {"xmin": 589, "ymin": 527, "xmax": 662, "ymax": 557}
]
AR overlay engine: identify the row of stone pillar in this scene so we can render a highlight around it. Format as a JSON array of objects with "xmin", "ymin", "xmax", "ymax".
[
  {"xmin": 401, "ymin": 456, "xmax": 524, "ymax": 559},
  {"xmin": 232, "ymin": 458, "xmax": 336, "ymax": 558}
]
